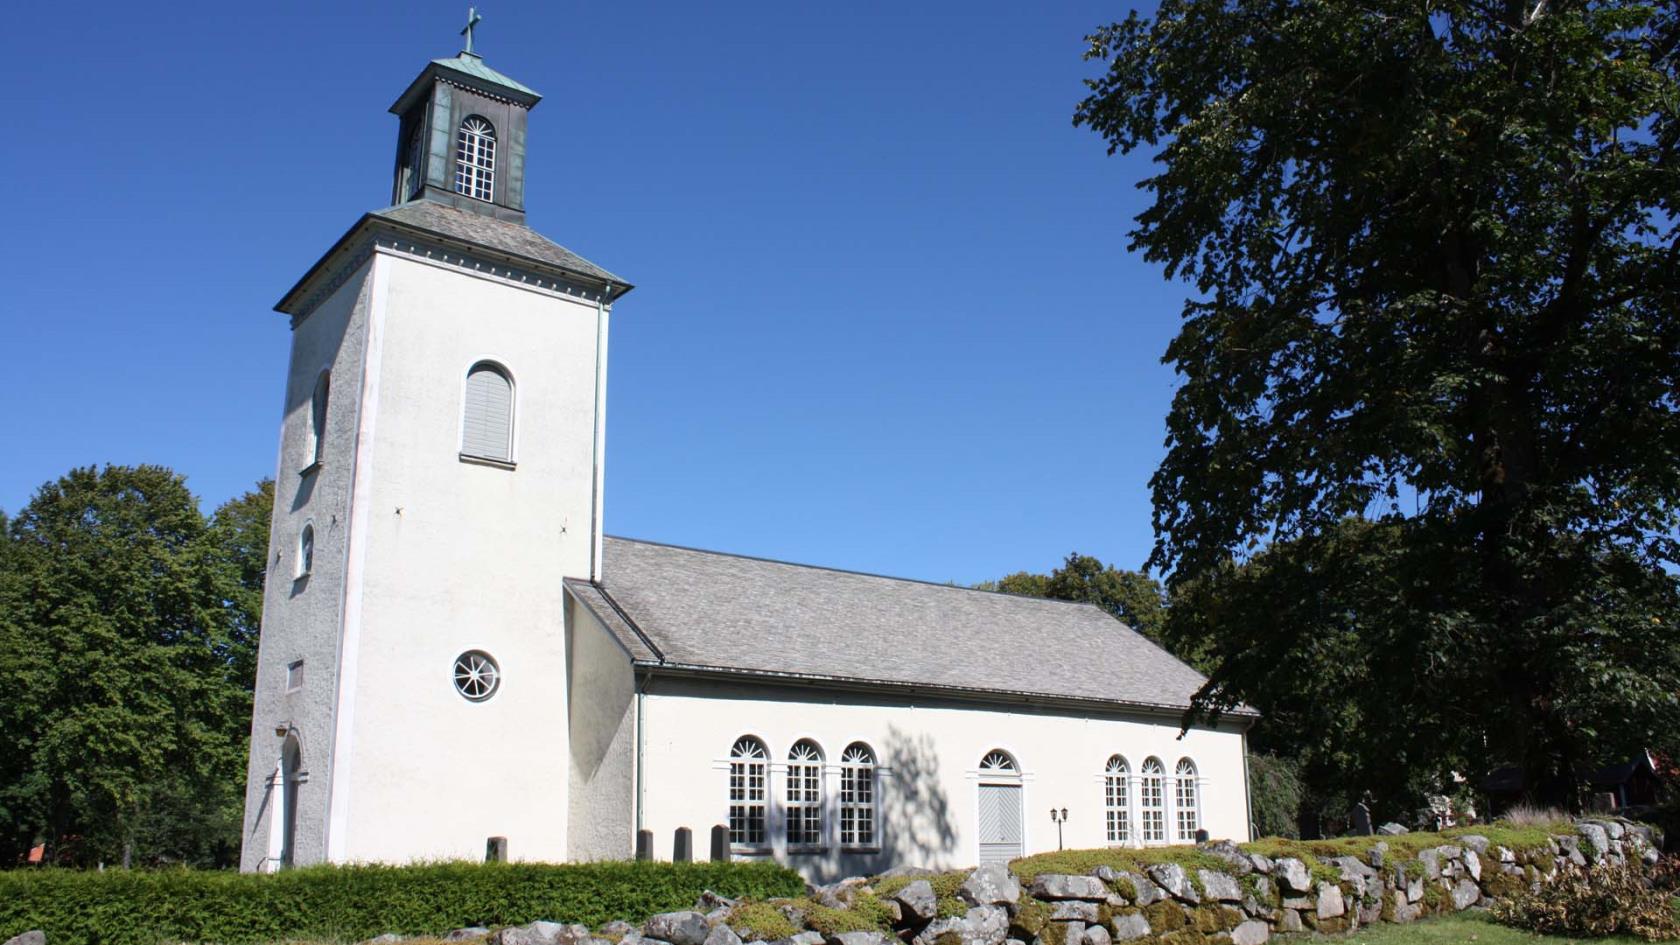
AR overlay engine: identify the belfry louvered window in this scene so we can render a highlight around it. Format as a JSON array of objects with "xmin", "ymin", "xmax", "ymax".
[
  {"xmin": 786, "ymin": 740, "xmax": 825, "ymax": 849},
  {"xmin": 461, "ymin": 362, "xmax": 513, "ymax": 462},
  {"xmin": 1140, "ymin": 757, "xmax": 1166, "ymax": 843},
  {"xmin": 728, "ymin": 736, "xmax": 768, "ymax": 849},
  {"xmin": 455, "ymin": 116, "xmax": 496, "ymax": 201},
  {"xmin": 839, "ymin": 742, "xmax": 877, "ymax": 848},
  {"xmin": 1175, "ymin": 758, "xmax": 1201, "ymax": 841},
  {"xmin": 1105, "ymin": 755, "xmax": 1131, "ymax": 844}
]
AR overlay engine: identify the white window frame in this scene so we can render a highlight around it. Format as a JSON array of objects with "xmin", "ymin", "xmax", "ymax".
[
  {"xmin": 1140, "ymin": 757, "xmax": 1166, "ymax": 844},
  {"xmin": 785, "ymin": 740, "xmax": 825, "ymax": 851},
  {"xmin": 459, "ymin": 360, "xmax": 516, "ymax": 468},
  {"xmin": 1104, "ymin": 754, "xmax": 1131, "ymax": 845},
  {"xmin": 454, "ymin": 116, "xmax": 496, "ymax": 202},
  {"xmin": 304, "ymin": 369, "xmax": 329, "ymax": 473},
  {"xmin": 728, "ymin": 736, "xmax": 769, "ymax": 853},
  {"xmin": 1175, "ymin": 758, "xmax": 1201, "ymax": 841},
  {"xmin": 838, "ymin": 742, "xmax": 878, "ymax": 850},
  {"xmin": 296, "ymin": 523, "xmax": 315, "ymax": 579}
]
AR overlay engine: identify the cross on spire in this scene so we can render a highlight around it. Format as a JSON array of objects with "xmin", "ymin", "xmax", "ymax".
[{"xmin": 460, "ymin": 7, "xmax": 483, "ymax": 55}]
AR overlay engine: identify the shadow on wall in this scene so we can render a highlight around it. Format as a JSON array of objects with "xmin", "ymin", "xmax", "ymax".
[{"xmin": 881, "ymin": 725, "xmax": 959, "ymax": 870}]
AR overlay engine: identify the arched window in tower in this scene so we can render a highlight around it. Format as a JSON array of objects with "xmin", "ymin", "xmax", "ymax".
[
  {"xmin": 728, "ymin": 736, "xmax": 768, "ymax": 850},
  {"xmin": 461, "ymin": 362, "xmax": 514, "ymax": 463},
  {"xmin": 839, "ymin": 742, "xmax": 877, "ymax": 848},
  {"xmin": 1140, "ymin": 757, "xmax": 1166, "ymax": 843},
  {"xmin": 1104, "ymin": 754, "xmax": 1131, "ymax": 844},
  {"xmin": 296, "ymin": 524, "xmax": 314, "ymax": 579},
  {"xmin": 786, "ymin": 740, "xmax": 825, "ymax": 849},
  {"xmin": 307, "ymin": 369, "xmax": 330, "ymax": 468},
  {"xmin": 455, "ymin": 116, "xmax": 496, "ymax": 201},
  {"xmin": 1175, "ymin": 758, "xmax": 1201, "ymax": 840}
]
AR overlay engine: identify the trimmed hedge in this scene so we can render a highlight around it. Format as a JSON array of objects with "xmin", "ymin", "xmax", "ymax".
[{"xmin": 0, "ymin": 860, "xmax": 807, "ymax": 945}]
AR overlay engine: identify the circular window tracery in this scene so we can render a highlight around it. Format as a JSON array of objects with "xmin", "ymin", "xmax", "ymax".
[{"xmin": 453, "ymin": 650, "xmax": 500, "ymax": 701}]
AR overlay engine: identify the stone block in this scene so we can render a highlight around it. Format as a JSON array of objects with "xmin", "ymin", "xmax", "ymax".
[
  {"xmin": 1147, "ymin": 864, "xmax": 1199, "ymax": 904},
  {"xmin": 1463, "ymin": 849, "xmax": 1482, "ymax": 882},
  {"xmin": 962, "ymin": 865, "xmax": 1023, "ymax": 909},
  {"xmin": 1314, "ymin": 884, "xmax": 1345, "ymax": 920},
  {"xmin": 703, "ymin": 926, "xmax": 742, "ymax": 945},
  {"xmin": 1273, "ymin": 858, "xmax": 1312, "ymax": 894},
  {"xmin": 1050, "ymin": 902, "xmax": 1098, "ymax": 923},
  {"xmin": 1110, "ymin": 913, "xmax": 1151, "ymax": 942},
  {"xmin": 828, "ymin": 934, "xmax": 887, "ymax": 945},
  {"xmin": 1199, "ymin": 870, "xmax": 1243, "ymax": 903},
  {"xmin": 1277, "ymin": 911, "xmax": 1303, "ymax": 934},
  {"xmin": 645, "ymin": 913, "xmax": 710, "ymax": 945},
  {"xmin": 1033, "ymin": 875, "xmax": 1110, "ymax": 901},
  {"xmin": 5, "ymin": 935, "xmax": 45, "ymax": 945},
  {"xmin": 1450, "ymin": 879, "xmax": 1480, "ymax": 911},
  {"xmin": 1081, "ymin": 925, "xmax": 1110, "ymax": 945},
  {"xmin": 894, "ymin": 880, "xmax": 939, "ymax": 923},
  {"xmin": 1230, "ymin": 920, "xmax": 1269, "ymax": 945}
]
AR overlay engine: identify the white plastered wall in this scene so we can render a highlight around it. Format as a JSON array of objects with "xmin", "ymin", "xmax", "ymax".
[
  {"xmin": 638, "ymin": 679, "xmax": 1250, "ymax": 881},
  {"xmin": 330, "ymin": 248, "xmax": 604, "ymax": 863},
  {"xmin": 240, "ymin": 261, "xmax": 375, "ymax": 873},
  {"xmin": 565, "ymin": 596, "xmax": 638, "ymax": 860}
]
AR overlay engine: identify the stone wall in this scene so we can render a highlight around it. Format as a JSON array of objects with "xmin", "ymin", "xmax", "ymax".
[{"xmin": 438, "ymin": 819, "xmax": 1662, "ymax": 945}]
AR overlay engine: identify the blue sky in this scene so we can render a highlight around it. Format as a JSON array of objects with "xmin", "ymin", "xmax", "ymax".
[{"xmin": 1, "ymin": 1, "xmax": 1190, "ymax": 585}]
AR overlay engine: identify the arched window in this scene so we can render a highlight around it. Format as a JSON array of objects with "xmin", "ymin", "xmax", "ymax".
[
  {"xmin": 786, "ymin": 740, "xmax": 824, "ymax": 849},
  {"xmin": 1140, "ymin": 757, "xmax": 1166, "ymax": 843},
  {"xmin": 455, "ymin": 116, "xmax": 496, "ymax": 201},
  {"xmin": 839, "ymin": 742, "xmax": 877, "ymax": 848},
  {"xmin": 297, "ymin": 524, "xmax": 314, "ymax": 579},
  {"xmin": 1105, "ymin": 755, "xmax": 1131, "ymax": 844},
  {"xmin": 462, "ymin": 362, "xmax": 514, "ymax": 462},
  {"xmin": 1175, "ymin": 758, "xmax": 1200, "ymax": 841},
  {"xmin": 728, "ymin": 736, "xmax": 768, "ymax": 850},
  {"xmin": 979, "ymin": 749, "xmax": 1019, "ymax": 775},
  {"xmin": 308, "ymin": 370, "xmax": 330, "ymax": 468}
]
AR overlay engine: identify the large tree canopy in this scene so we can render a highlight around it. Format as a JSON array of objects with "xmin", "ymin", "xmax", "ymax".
[
  {"xmin": 980, "ymin": 552, "xmax": 1171, "ymax": 647},
  {"xmin": 0, "ymin": 467, "xmax": 271, "ymax": 867},
  {"xmin": 1077, "ymin": 0, "xmax": 1680, "ymax": 811}
]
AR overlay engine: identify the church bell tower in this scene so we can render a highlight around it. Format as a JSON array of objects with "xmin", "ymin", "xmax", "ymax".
[{"xmin": 240, "ymin": 15, "xmax": 631, "ymax": 870}]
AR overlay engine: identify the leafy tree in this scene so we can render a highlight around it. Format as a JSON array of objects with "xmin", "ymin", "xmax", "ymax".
[
  {"xmin": 1248, "ymin": 751, "xmax": 1307, "ymax": 839},
  {"xmin": 0, "ymin": 467, "xmax": 271, "ymax": 867},
  {"xmin": 1077, "ymin": 0, "xmax": 1680, "ymax": 810},
  {"xmin": 982, "ymin": 553, "xmax": 1170, "ymax": 646}
]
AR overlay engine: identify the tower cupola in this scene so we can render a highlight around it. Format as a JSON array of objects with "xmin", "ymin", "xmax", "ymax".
[{"xmin": 388, "ymin": 9, "xmax": 540, "ymax": 223}]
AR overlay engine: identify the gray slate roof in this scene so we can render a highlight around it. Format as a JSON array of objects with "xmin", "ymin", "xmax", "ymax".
[
  {"xmin": 568, "ymin": 537, "xmax": 1244, "ymax": 716},
  {"xmin": 373, "ymin": 201, "xmax": 627, "ymax": 287}
]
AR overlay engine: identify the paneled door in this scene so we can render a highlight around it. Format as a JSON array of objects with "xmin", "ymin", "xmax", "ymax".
[{"xmin": 977, "ymin": 783, "xmax": 1023, "ymax": 866}]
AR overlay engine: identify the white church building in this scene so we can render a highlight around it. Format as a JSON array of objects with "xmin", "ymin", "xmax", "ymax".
[{"xmin": 240, "ymin": 33, "xmax": 1256, "ymax": 879}]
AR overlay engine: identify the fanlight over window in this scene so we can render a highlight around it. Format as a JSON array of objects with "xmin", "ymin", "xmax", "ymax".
[
  {"xmin": 839, "ymin": 742, "xmax": 877, "ymax": 848},
  {"xmin": 1175, "ymin": 758, "xmax": 1200, "ymax": 841},
  {"xmin": 979, "ymin": 749, "xmax": 1018, "ymax": 774},
  {"xmin": 1104, "ymin": 754, "xmax": 1131, "ymax": 844},
  {"xmin": 728, "ymin": 736, "xmax": 768, "ymax": 849},
  {"xmin": 455, "ymin": 116, "xmax": 496, "ymax": 201},
  {"xmin": 786, "ymin": 740, "xmax": 825, "ymax": 848}
]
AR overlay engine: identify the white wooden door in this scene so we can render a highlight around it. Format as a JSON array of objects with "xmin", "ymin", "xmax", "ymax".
[{"xmin": 977, "ymin": 783, "xmax": 1023, "ymax": 866}]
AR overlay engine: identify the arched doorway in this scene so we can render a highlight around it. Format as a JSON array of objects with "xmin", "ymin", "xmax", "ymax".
[
  {"xmin": 976, "ymin": 749, "xmax": 1023, "ymax": 866},
  {"xmin": 279, "ymin": 735, "xmax": 301, "ymax": 868}
]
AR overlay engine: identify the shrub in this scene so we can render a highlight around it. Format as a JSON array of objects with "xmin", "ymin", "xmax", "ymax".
[
  {"xmin": 0, "ymin": 860, "xmax": 806, "ymax": 945},
  {"xmin": 1246, "ymin": 752, "xmax": 1305, "ymax": 840},
  {"xmin": 1491, "ymin": 862, "xmax": 1680, "ymax": 942},
  {"xmin": 1500, "ymin": 803, "xmax": 1572, "ymax": 830}
]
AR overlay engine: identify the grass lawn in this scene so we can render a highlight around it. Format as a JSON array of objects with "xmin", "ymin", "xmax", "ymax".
[{"xmin": 1307, "ymin": 911, "xmax": 1654, "ymax": 945}]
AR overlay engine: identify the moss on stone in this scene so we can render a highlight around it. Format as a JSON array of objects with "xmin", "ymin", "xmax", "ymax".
[
  {"xmin": 1010, "ymin": 899, "xmax": 1050, "ymax": 939},
  {"xmin": 1145, "ymin": 902, "xmax": 1187, "ymax": 933},
  {"xmin": 728, "ymin": 902, "xmax": 799, "ymax": 942},
  {"xmin": 1190, "ymin": 907, "xmax": 1223, "ymax": 934},
  {"xmin": 1109, "ymin": 875, "xmax": 1138, "ymax": 901}
]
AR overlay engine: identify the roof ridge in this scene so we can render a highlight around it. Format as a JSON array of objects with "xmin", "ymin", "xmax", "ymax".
[{"xmin": 602, "ymin": 534, "xmax": 1121, "ymax": 614}]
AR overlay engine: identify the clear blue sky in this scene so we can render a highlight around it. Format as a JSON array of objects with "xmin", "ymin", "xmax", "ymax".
[{"xmin": 1, "ymin": 1, "xmax": 1191, "ymax": 585}]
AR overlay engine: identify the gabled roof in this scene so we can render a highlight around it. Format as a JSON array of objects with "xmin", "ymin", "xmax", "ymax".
[
  {"xmin": 389, "ymin": 52, "xmax": 541, "ymax": 114},
  {"xmin": 566, "ymin": 537, "xmax": 1251, "ymax": 720}
]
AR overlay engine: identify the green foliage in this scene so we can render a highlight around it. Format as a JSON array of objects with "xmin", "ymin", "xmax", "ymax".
[
  {"xmin": 1076, "ymin": 0, "xmax": 1680, "ymax": 813},
  {"xmin": 727, "ymin": 901, "xmax": 799, "ymax": 942},
  {"xmin": 1247, "ymin": 752, "xmax": 1305, "ymax": 840},
  {"xmin": 871, "ymin": 869, "xmax": 969, "ymax": 918},
  {"xmin": 1009, "ymin": 843, "xmax": 1230, "ymax": 882},
  {"xmin": 0, "ymin": 860, "xmax": 805, "ymax": 945},
  {"xmin": 1306, "ymin": 910, "xmax": 1659, "ymax": 944},
  {"xmin": 1492, "ymin": 862, "xmax": 1680, "ymax": 941},
  {"xmin": 801, "ymin": 896, "xmax": 896, "ymax": 935},
  {"xmin": 979, "ymin": 553, "xmax": 1171, "ymax": 651},
  {"xmin": 0, "ymin": 467, "xmax": 273, "ymax": 867}
]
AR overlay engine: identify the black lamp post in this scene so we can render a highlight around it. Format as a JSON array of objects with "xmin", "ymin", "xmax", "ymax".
[{"xmin": 1049, "ymin": 807, "xmax": 1069, "ymax": 850}]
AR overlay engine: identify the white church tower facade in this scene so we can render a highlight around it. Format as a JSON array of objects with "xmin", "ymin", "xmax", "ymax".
[{"xmin": 239, "ymin": 34, "xmax": 630, "ymax": 871}]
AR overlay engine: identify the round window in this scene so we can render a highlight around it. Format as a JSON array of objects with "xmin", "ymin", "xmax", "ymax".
[{"xmin": 452, "ymin": 650, "xmax": 500, "ymax": 702}]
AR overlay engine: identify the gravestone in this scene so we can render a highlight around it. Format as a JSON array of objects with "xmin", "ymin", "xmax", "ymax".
[
  {"xmin": 1352, "ymin": 803, "xmax": 1374, "ymax": 836},
  {"xmin": 636, "ymin": 829, "xmax": 653, "ymax": 861},
  {"xmin": 674, "ymin": 827, "xmax": 693, "ymax": 862},
  {"xmin": 486, "ymin": 836, "xmax": 508, "ymax": 863},
  {"xmin": 711, "ymin": 824, "xmax": 730, "ymax": 861}
]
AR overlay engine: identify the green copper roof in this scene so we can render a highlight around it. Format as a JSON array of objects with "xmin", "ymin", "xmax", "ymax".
[{"xmin": 433, "ymin": 51, "xmax": 539, "ymax": 98}]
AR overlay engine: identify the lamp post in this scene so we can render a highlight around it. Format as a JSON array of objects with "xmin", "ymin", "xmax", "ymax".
[{"xmin": 1049, "ymin": 807, "xmax": 1069, "ymax": 850}]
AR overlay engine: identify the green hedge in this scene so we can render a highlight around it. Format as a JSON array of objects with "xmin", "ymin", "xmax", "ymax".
[{"xmin": 0, "ymin": 860, "xmax": 806, "ymax": 945}]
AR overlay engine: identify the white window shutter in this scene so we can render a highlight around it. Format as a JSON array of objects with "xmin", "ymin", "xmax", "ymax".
[{"xmin": 462, "ymin": 365, "xmax": 513, "ymax": 461}]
